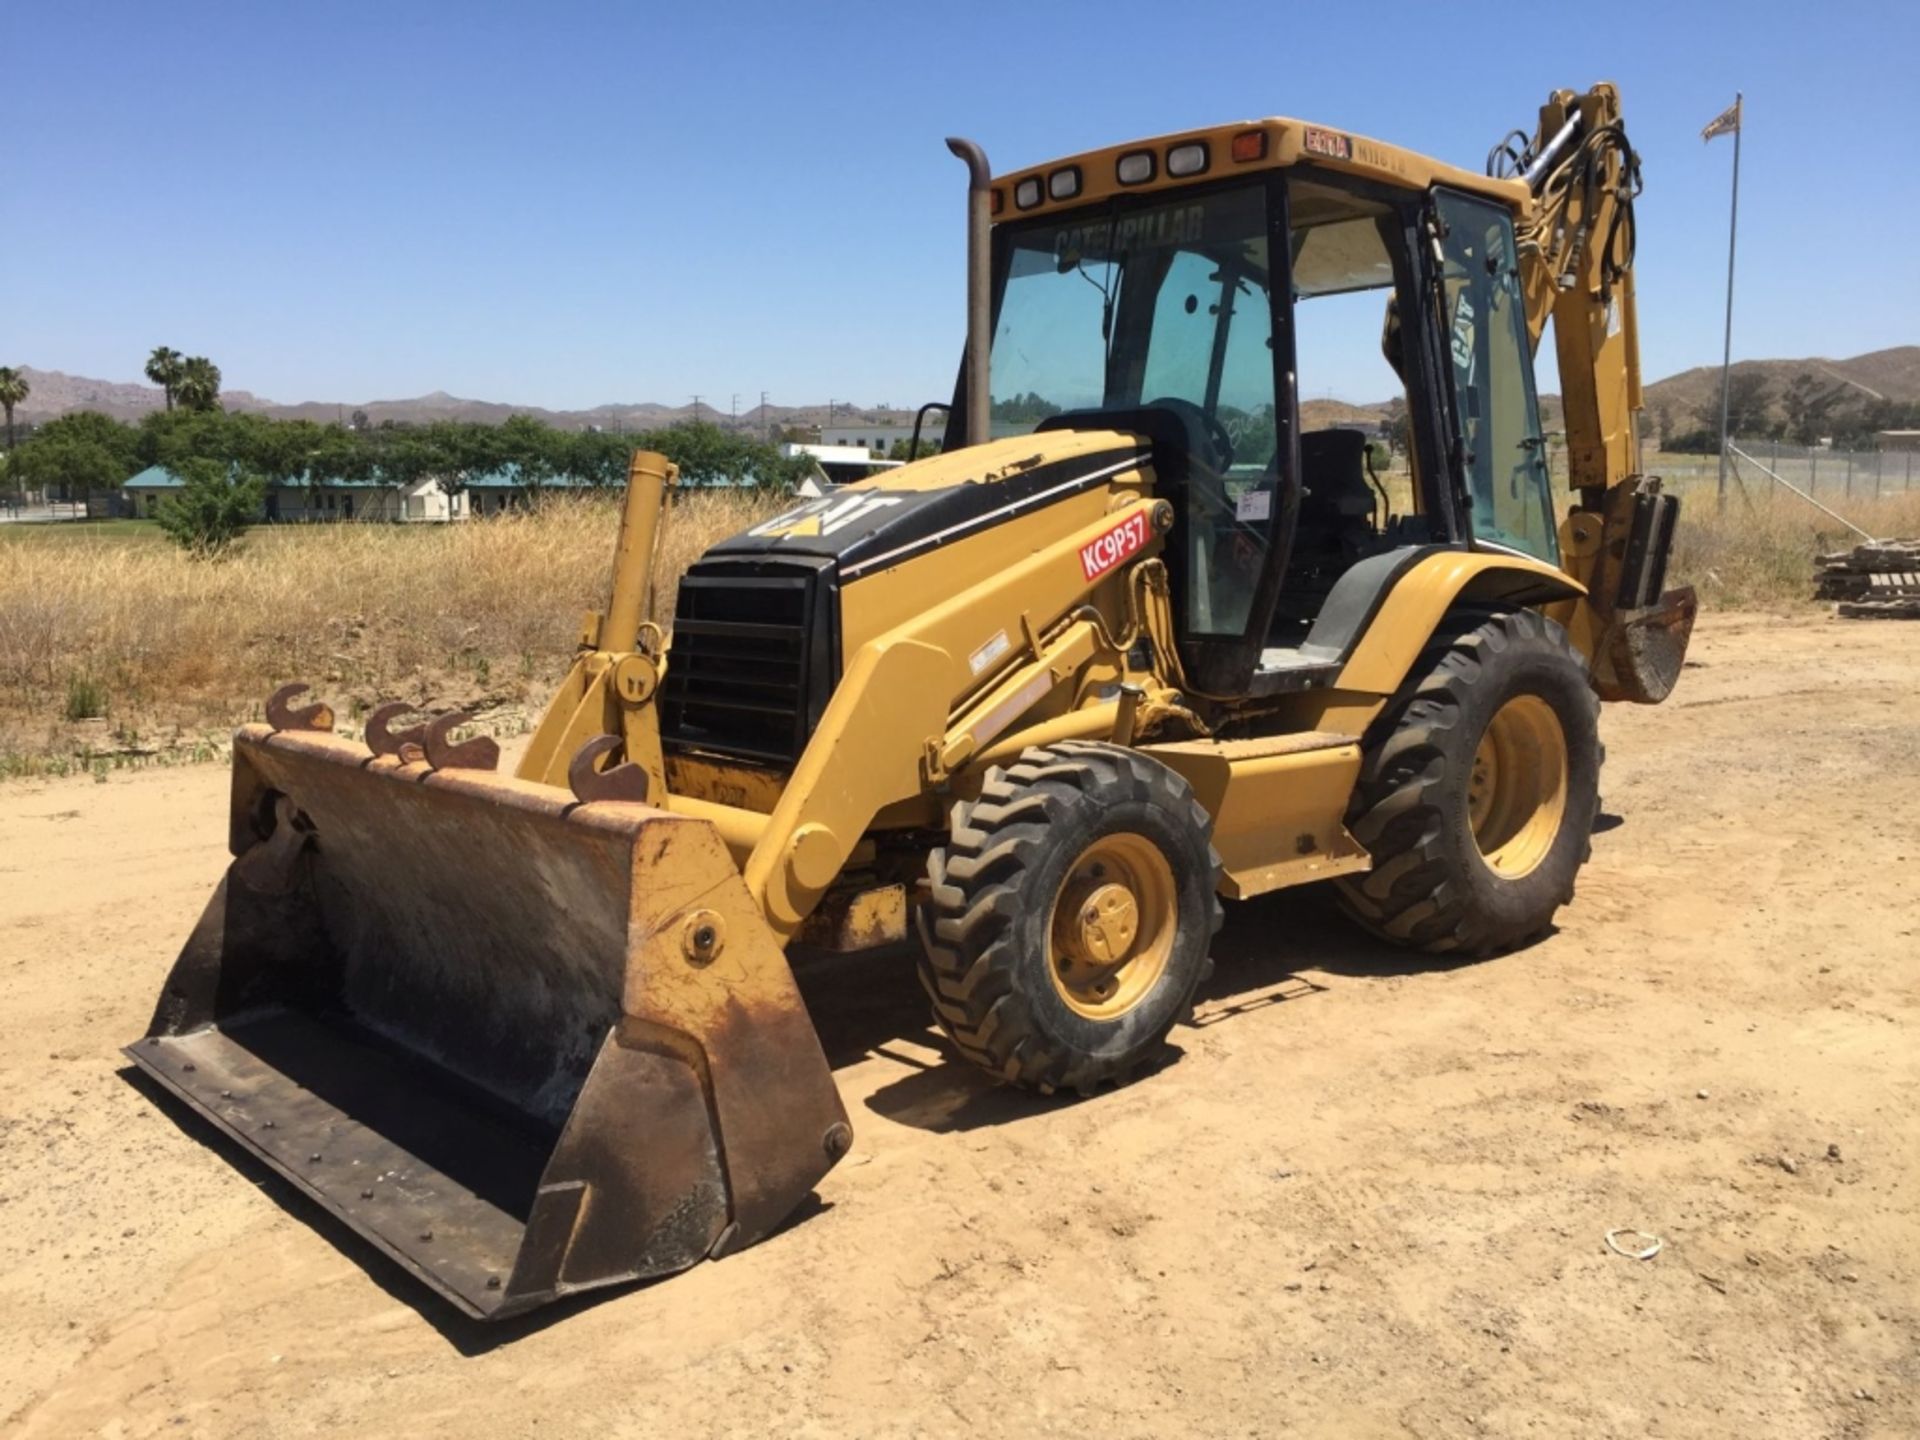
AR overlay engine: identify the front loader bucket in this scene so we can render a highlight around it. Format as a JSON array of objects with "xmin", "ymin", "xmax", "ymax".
[{"xmin": 126, "ymin": 723, "xmax": 849, "ymax": 1320}]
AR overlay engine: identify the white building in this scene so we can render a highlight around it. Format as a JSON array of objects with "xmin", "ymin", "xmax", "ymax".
[
  {"xmin": 778, "ymin": 443, "xmax": 903, "ymax": 494},
  {"xmin": 820, "ymin": 422, "xmax": 932, "ymax": 456}
]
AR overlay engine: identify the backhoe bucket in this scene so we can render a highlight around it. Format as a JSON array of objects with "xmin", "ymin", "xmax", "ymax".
[
  {"xmin": 126, "ymin": 723, "xmax": 849, "ymax": 1320},
  {"xmin": 1593, "ymin": 585, "xmax": 1698, "ymax": 705}
]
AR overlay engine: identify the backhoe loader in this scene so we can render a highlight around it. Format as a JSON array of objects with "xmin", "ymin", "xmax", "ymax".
[{"xmin": 128, "ymin": 83, "xmax": 1694, "ymax": 1320}]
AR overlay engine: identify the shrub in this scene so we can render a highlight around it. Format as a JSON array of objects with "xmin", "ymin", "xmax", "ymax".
[
  {"xmin": 156, "ymin": 458, "xmax": 266, "ymax": 558},
  {"xmin": 64, "ymin": 673, "xmax": 107, "ymax": 721}
]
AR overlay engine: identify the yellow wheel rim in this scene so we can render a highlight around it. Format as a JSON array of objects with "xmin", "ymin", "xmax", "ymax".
[
  {"xmin": 1467, "ymin": 694, "xmax": 1569, "ymax": 878},
  {"xmin": 1046, "ymin": 833, "xmax": 1177, "ymax": 1021}
]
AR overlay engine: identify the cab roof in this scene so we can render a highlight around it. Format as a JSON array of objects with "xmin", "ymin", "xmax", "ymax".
[{"xmin": 991, "ymin": 115, "xmax": 1528, "ymax": 223}]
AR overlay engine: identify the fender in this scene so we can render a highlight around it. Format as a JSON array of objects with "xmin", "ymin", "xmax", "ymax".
[{"xmin": 1333, "ymin": 548, "xmax": 1585, "ymax": 698}]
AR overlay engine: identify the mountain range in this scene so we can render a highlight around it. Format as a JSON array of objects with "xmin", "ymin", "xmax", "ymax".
[
  {"xmin": 13, "ymin": 346, "xmax": 1919, "ymax": 435},
  {"xmin": 9, "ymin": 368, "xmax": 911, "ymax": 434}
]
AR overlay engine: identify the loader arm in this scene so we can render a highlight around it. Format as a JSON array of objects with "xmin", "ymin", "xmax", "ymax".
[
  {"xmin": 1514, "ymin": 84, "xmax": 1644, "ymax": 495},
  {"xmin": 1504, "ymin": 84, "xmax": 1696, "ymax": 702}
]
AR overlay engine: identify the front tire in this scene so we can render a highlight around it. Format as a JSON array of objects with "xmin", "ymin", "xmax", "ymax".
[
  {"xmin": 1336, "ymin": 608, "xmax": 1601, "ymax": 955},
  {"xmin": 916, "ymin": 742, "xmax": 1222, "ymax": 1094}
]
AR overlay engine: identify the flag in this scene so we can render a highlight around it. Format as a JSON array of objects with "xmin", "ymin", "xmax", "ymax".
[{"xmin": 1702, "ymin": 97, "xmax": 1742, "ymax": 143}]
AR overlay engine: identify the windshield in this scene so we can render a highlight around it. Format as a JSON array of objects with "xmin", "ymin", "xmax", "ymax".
[
  {"xmin": 987, "ymin": 182, "xmax": 1280, "ymax": 635},
  {"xmin": 988, "ymin": 183, "xmax": 1276, "ymax": 469}
]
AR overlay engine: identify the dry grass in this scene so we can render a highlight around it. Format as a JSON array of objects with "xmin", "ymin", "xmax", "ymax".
[
  {"xmin": 1666, "ymin": 487, "xmax": 1920, "ymax": 610},
  {"xmin": 0, "ymin": 490, "xmax": 779, "ymax": 774},
  {"xmin": 3, "ymin": 476, "xmax": 1913, "ymax": 776}
]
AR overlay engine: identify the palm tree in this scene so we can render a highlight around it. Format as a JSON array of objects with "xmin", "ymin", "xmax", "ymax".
[
  {"xmin": 145, "ymin": 346, "xmax": 186, "ymax": 411},
  {"xmin": 0, "ymin": 367, "xmax": 28, "ymax": 453},
  {"xmin": 177, "ymin": 356, "xmax": 222, "ymax": 412}
]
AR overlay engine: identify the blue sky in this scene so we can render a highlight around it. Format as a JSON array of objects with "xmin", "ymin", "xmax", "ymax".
[{"xmin": 8, "ymin": 0, "xmax": 1914, "ymax": 411}]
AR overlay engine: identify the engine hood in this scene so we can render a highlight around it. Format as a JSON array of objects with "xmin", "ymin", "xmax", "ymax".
[{"xmin": 707, "ymin": 430, "xmax": 1145, "ymax": 580}]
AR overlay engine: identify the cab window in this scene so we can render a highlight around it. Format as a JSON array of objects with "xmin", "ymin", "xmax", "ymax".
[
  {"xmin": 987, "ymin": 183, "xmax": 1280, "ymax": 638},
  {"xmin": 1435, "ymin": 190, "xmax": 1557, "ymax": 561}
]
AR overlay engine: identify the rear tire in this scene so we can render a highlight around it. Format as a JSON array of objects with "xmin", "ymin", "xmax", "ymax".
[
  {"xmin": 917, "ymin": 742, "xmax": 1222, "ymax": 1094},
  {"xmin": 1335, "ymin": 608, "xmax": 1600, "ymax": 956}
]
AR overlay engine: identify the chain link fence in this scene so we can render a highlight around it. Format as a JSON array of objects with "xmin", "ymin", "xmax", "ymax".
[{"xmin": 1721, "ymin": 439, "xmax": 1919, "ymax": 501}]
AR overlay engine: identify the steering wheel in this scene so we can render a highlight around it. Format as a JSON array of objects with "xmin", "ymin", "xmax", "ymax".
[{"xmin": 1143, "ymin": 396, "xmax": 1236, "ymax": 474}]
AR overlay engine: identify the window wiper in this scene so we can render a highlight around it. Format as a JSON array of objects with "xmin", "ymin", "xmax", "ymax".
[{"xmin": 1057, "ymin": 199, "xmax": 1124, "ymax": 383}]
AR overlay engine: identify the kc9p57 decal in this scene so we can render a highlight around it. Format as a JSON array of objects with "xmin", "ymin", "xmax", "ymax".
[{"xmin": 1079, "ymin": 510, "xmax": 1150, "ymax": 581}]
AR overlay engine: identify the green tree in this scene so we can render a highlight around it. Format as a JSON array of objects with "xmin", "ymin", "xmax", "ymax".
[
  {"xmin": 561, "ymin": 428, "xmax": 639, "ymax": 489},
  {"xmin": 0, "ymin": 366, "xmax": 28, "ymax": 454},
  {"xmin": 1698, "ymin": 371, "xmax": 1772, "ymax": 443},
  {"xmin": 144, "ymin": 346, "xmax": 186, "ymax": 411},
  {"xmin": 1664, "ymin": 426, "xmax": 1720, "ymax": 455},
  {"xmin": 369, "ymin": 421, "xmax": 501, "ymax": 508},
  {"xmin": 139, "ymin": 405, "xmax": 239, "ymax": 469},
  {"xmin": 638, "ymin": 420, "xmax": 811, "ymax": 492},
  {"xmin": 1781, "ymin": 371, "xmax": 1848, "ymax": 447},
  {"xmin": 11, "ymin": 410, "xmax": 139, "ymax": 499},
  {"xmin": 176, "ymin": 356, "xmax": 223, "ymax": 412},
  {"xmin": 1380, "ymin": 397, "xmax": 1412, "ymax": 457},
  {"xmin": 156, "ymin": 457, "xmax": 265, "ymax": 557},
  {"xmin": 496, "ymin": 414, "xmax": 559, "ymax": 496},
  {"xmin": 990, "ymin": 391, "xmax": 1062, "ymax": 425},
  {"xmin": 237, "ymin": 417, "xmax": 364, "ymax": 518}
]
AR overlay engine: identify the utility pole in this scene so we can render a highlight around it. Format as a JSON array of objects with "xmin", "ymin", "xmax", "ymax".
[
  {"xmin": 1704, "ymin": 93, "xmax": 1743, "ymax": 513},
  {"xmin": 689, "ymin": 394, "xmax": 703, "ymax": 423},
  {"xmin": 760, "ymin": 390, "xmax": 770, "ymax": 441},
  {"xmin": 730, "ymin": 393, "xmax": 739, "ymax": 428}
]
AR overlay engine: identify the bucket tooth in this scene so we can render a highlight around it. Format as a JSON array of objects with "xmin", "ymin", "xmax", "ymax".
[
  {"xmin": 421, "ymin": 711, "xmax": 500, "ymax": 771},
  {"xmin": 266, "ymin": 683, "xmax": 334, "ymax": 734},
  {"xmin": 567, "ymin": 733, "xmax": 650, "ymax": 805},
  {"xmin": 365, "ymin": 701, "xmax": 429, "ymax": 758}
]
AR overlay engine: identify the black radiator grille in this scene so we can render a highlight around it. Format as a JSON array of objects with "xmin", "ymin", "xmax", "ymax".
[{"xmin": 661, "ymin": 558, "xmax": 837, "ymax": 766}]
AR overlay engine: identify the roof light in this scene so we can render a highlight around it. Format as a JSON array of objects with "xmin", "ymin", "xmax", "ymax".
[
  {"xmin": 1230, "ymin": 129, "xmax": 1268, "ymax": 163},
  {"xmin": 1116, "ymin": 150, "xmax": 1155, "ymax": 185},
  {"xmin": 1047, "ymin": 166, "xmax": 1081, "ymax": 201},
  {"xmin": 1014, "ymin": 176, "xmax": 1043, "ymax": 210},
  {"xmin": 1166, "ymin": 142, "xmax": 1209, "ymax": 178}
]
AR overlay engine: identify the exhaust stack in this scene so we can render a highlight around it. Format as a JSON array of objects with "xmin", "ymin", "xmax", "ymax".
[{"xmin": 945, "ymin": 136, "xmax": 992, "ymax": 448}]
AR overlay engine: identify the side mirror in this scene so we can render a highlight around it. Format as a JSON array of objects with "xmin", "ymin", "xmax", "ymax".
[{"xmin": 909, "ymin": 402, "xmax": 951, "ymax": 463}]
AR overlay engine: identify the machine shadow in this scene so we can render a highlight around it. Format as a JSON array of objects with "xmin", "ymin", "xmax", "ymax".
[
  {"xmin": 805, "ymin": 882, "xmax": 1511, "ymax": 1138},
  {"xmin": 120, "ymin": 892, "xmax": 1517, "ymax": 1349}
]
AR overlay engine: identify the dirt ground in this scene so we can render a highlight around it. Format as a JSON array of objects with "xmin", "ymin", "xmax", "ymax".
[{"xmin": 1, "ymin": 610, "xmax": 1915, "ymax": 1439}]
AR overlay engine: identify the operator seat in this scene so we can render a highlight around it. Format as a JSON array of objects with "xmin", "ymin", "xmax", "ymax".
[
  {"xmin": 1296, "ymin": 428, "xmax": 1378, "ymax": 550},
  {"xmin": 1270, "ymin": 427, "xmax": 1381, "ymax": 634}
]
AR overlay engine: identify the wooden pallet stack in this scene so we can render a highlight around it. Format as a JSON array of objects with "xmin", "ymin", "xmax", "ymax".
[{"xmin": 1813, "ymin": 540, "xmax": 1920, "ymax": 618}]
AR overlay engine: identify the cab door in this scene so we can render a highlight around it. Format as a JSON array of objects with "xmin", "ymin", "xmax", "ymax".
[{"xmin": 1432, "ymin": 189, "xmax": 1557, "ymax": 563}]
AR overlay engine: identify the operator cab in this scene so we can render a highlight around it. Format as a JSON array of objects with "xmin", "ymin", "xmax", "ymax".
[{"xmin": 954, "ymin": 139, "xmax": 1556, "ymax": 697}]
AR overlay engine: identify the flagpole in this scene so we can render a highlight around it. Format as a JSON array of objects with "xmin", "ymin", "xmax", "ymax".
[{"xmin": 1714, "ymin": 93, "xmax": 1743, "ymax": 512}]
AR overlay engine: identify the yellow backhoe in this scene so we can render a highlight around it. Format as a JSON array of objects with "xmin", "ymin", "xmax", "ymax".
[{"xmin": 128, "ymin": 83, "xmax": 1694, "ymax": 1319}]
